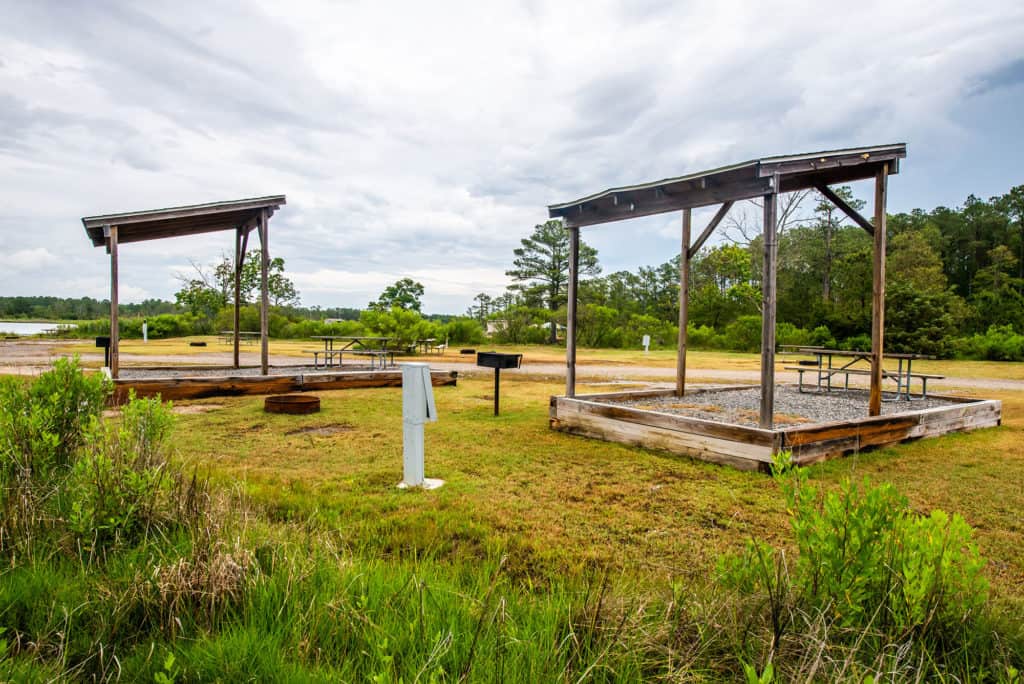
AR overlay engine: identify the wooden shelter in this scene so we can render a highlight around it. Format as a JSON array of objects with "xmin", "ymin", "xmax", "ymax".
[
  {"xmin": 547, "ymin": 143, "xmax": 1001, "ymax": 469},
  {"xmin": 82, "ymin": 195, "xmax": 286, "ymax": 378},
  {"xmin": 549, "ymin": 144, "xmax": 906, "ymax": 429}
]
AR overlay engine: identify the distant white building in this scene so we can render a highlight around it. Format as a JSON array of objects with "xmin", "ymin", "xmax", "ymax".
[{"xmin": 485, "ymin": 319, "xmax": 508, "ymax": 336}]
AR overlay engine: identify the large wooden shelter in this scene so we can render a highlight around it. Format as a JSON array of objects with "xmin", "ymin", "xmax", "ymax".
[
  {"xmin": 82, "ymin": 195, "xmax": 286, "ymax": 378},
  {"xmin": 544, "ymin": 144, "xmax": 998, "ymax": 468},
  {"xmin": 550, "ymin": 144, "xmax": 906, "ymax": 427}
]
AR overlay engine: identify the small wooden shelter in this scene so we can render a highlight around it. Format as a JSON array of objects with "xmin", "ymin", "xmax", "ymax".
[
  {"xmin": 548, "ymin": 144, "xmax": 907, "ymax": 428},
  {"xmin": 82, "ymin": 195, "xmax": 286, "ymax": 378}
]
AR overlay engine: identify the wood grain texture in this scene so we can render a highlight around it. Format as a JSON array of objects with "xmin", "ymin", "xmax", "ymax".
[
  {"xmin": 111, "ymin": 369, "xmax": 458, "ymax": 404},
  {"xmin": 869, "ymin": 163, "xmax": 888, "ymax": 416},
  {"xmin": 677, "ymin": 209, "xmax": 691, "ymax": 397},
  {"xmin": 760, "ymin": 181, "xmax": 779, "ymax": 428},
  {"xmin": 108, "ymin": 225, "xmax": 119, "ymax": 379},
  {"xmin": 549, "ymin": 391, "xmax": 1001, "ymax": 471},
  {"xmin": 566, "ymin": 225, "xmax": 579, "ymax": 397},
  {"xmin": 258, "ymin": 210, "xmax": 269, "ymax": 375}
]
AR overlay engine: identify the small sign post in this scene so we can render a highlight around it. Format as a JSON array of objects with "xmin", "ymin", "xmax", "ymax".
[{"xmin": 642, "ymin": 334, "xmax": 651, "ymax": 353}]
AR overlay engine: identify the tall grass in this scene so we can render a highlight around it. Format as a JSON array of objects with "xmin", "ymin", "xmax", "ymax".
[{"xmin": 1, "ymin": 363, "xmax": 1021, "ymax": 681}]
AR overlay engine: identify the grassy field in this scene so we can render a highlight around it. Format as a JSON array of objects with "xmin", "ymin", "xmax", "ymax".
[
  {"xmin": 174, "ymin": 375, "xmax": 1024, "ymax": 599},
  {"xmin": 3, "ymin": 359, "xmax": 1023, "ymax": 680},
  {"xmin": 55, "ymin": 335, "xmax": 1024, "ymax": 381}
]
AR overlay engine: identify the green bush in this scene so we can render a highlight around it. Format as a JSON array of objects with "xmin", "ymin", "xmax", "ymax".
[
  {"xmin": 0, "ymin": 357, "xmax": 111, "ymax": 480},
  {"xmin": 723, "ymin": 315, "xmax": 762, "ymax": 352},
  {"xmin": 619, "ymin": 314, "xmax": 676, "ymax": 349},
  {"xmin": 955, "ymin": 325, "xmax": 1024, "ymax": 361},
  {"xmin": 66, "ymin": 393, "xmax": 179, "ymax": 553},
  {"xmin": 441, "ymin": 317, "xmax": 486, "ymax": 345},
  {"xmin": 841, "ymin": 333, "xmax": 872, "ymax": 351},
  {"xmin": 775, "ymin": 322, "xmax": 810, "ymax": 348},
  {"xmin": 686, "ymin": 324, "xmax": 724, "ymax": 349},
  {"xmin": 720, "ymin": 454, "xmax": 990, "ymax": 667},
  {"xmin": 808, "ymin": 324, "xmax": 836, "ymax": 349}
]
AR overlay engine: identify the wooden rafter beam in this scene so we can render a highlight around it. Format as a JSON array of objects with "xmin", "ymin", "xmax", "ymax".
[
  {"xmin": 687, "ymin": 201, "xmax": 734, "ymax": 259},
  {"xmin": 559, "ymin": 178, "xmax": 770, "ymax": 228},
  {"xmin": 813, "ymin": 182, "xmax": 875, "ymax": 236}
]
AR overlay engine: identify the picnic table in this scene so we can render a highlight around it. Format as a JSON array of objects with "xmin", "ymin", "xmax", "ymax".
[
  {"xmin": 219, "ymin": 331, "xmax": 259, "ymax": 345},
  {"xmin": 415, "ymin": 338, "xmax": 437, "ymax": 354},
  {"xmin": 308, "ymin": 336, "xmax": 394, "ymax": 369},
  {"xmin": 786, "ymin": 347, "xmax": 941, "ymax": 400}
]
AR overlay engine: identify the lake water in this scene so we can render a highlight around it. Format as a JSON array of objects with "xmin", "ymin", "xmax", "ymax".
[{"xmin": 0, "ymin": 321, "xmax": 78, "ymax": 336}]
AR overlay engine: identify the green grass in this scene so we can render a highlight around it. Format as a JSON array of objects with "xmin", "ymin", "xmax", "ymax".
[
  {"xmin": 3, "ymin": 363, "xmax": 1024, "ymax": 681},
  {"xmin": 172, "ymin": 377, "xmax": 1024, "ymax": 594}
]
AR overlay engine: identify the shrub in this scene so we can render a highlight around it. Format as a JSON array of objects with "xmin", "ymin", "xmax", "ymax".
[
  {"xmin": 775, "ymin": 322, "xmax": 810, "ymax": 349},
  {"xmin": 955, "ymin": 325, "xmax": 1024, "ymax": 361},
  {"xmin": 720, "ymin": 453, "xmax": 990, "ymax": 671},
  {"xmin": 0, "ymin": 357, "xmax": 110, "ymax": 481},
  {"xmin": 441, "ymin": 317, "xmax": 486, "ymax": 345},
  {"xmin": 620, "ymin": 314, "xmax": 676, "ymax": 349},
  {"xmin": 807, "ymin": 324, "xmax": 836, "ymax": 349},
  {"xmin": 686, "ymin": 324, "xmax": 724, "ymax": 349},
  {"xmin": 723, "ymin": 315, "xmax": 762, "ymax": 352},
  {"xmin": 841, "ymin": 333, "xmax": 872, "ymax": 352},
  {"xmin": 66, "ymin": 393, "xmax": 178, "ymax": 553}
]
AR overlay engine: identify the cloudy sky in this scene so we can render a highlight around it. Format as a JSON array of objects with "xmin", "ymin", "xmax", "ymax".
[{"xmin": 2, "ymin": 1, "xmax": 1023, "ymax": 313}]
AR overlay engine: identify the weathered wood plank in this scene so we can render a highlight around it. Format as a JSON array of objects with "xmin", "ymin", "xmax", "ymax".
[
  {"xmin": 561, "ymin": 178, "xmax": 772, "ymax": 228},
  {"xmin": 108, "ymin": 224, "xmax": 119, "ymax": 379},
  {"xmin": 760, "ymin": 180, "xmax": 779, "ymax": 427},
  {"xmin": 566, "ymin": 225, "xmax": 579, "ymax": 397},
  {"xmin": 554, "ymin": 397, "xmax": 777, "ymax": 446},
  {"xmin": 258, "ymin": 209, "xmax": 270, "ymax": 375},
  {"xmin": 869, "ymin": 163, "xmax": 888, "ymax": 416},
  {"xmin": 233, "ymin": 226, "xmax": 249, "ymax": 369},
  {"xmin": 687, "ymin": 201, "xmax": 734, "ymax": 259},
  {"xmin": 813, "ymin": 182, "xmax": 874, "ymax": 236},
  {"xmin": 551, "ymin": 407, "xmax": 772, "ymax": 471},
  {"xmin": 677, "ymin": 208, "xmax": 691, "ymax": 397},
  {"xmin": 112, "ymin": 370, "xmax": 457, "ymax": 404}
]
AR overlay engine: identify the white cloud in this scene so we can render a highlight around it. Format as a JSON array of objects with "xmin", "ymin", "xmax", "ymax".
[
  {"xmin": 0, "ymin": 247, "xmax": 59, "ymax": 272},
  {"xmin": 1, "ymin": 0, "xmax": 1023, "ymax": 311}
]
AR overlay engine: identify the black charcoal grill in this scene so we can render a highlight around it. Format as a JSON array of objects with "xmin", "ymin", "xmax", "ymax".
[{"xmin": 476, "ymin": 352, "xmax": 522, "ymax": 416}]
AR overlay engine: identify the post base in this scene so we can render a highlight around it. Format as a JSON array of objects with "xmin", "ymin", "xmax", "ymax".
[{"xmin": 397, "ymin": 478, "xmax": 445, "ymax": 491}]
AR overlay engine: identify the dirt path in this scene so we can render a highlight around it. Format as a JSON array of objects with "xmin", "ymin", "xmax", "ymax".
[
  {"xmin": 3, "ymin": 339, "xmax": 1023, "ymax": 393},
  {"xmin": 431, "ymin": 361, "xmax": 1024, "ymax": 393}
]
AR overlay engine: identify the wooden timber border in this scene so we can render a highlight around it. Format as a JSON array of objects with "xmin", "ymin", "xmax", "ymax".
[
  {"xmin": 112, "ymin": 369, "xmax": 458, "ymax": 405},
  {"xmin": 549, "ymin": 387, "xmax": 1001, "ymax": 472}
]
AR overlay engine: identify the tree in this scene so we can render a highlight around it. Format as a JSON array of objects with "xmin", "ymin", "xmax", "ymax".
[
  {"xmin": 506, "ymin": 219, "xmax": 600, "ymax": 343},
  {"xmin": 371, "ymin": 278, "xmax": 424, "ymax": 312},
  {"xmin": 175, "ymin": 250, "xmax": 300, "ymax": 320},
  {"xmin": 212, "ymin": 250, "xmax": 299, "ymax": 307},
  {"xmin": 468, "ymin": 293, "xmax": 492, "ymax": 322},
  {"xmin": 811, "ymin": 186, "xmax": 865, "ymax": 306}
]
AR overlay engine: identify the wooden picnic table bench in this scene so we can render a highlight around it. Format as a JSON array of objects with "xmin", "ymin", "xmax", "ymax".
[
  {"xmin": 347, "ymin": 349, "xmax": 395, "ymax": 369},
  {"xmin": 785, "ymin": 347, "xmax": 942, "ymax": 400},
  {"xmin": 308, "ymin": 335, "xmax": 394, "ymax": 369},
  {"xmin": 219, "ymin": 331, "xmax": 259, "ymax": 345},
  {"xmin": 303, "ymin": 348, "xmax": 346, "ymax": 369}
]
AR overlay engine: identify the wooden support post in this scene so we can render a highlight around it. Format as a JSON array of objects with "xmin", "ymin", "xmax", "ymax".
[
  {"xmin": 759, "ymin": 180, "xmax": 779, "ymax": 429},
  {"xmin": 233, "ymin": 227, "xmax": 243, "ymax": 369},
  {"xmin": 566, "ymin": 225, "xmax": 579, "ymax": 397},
  {"xmin": 676, "ymin": 208, "xmax": 691, "ymax": 397},
  {"xmin": 258, "ymin": 210, "xmax": 269, "ymax": 375},
  {"xmin": 869, "ymin": 163, "xmax": 889, "ymax": 416},
  {"xmin": 107, "ymin": 224, "xmax": 119, "ymax": 379}
]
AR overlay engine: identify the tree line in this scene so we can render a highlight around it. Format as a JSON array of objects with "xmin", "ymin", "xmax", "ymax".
[{"xmin": 475, "ymin": 184, "xmax": 1024, "ymax": 360}]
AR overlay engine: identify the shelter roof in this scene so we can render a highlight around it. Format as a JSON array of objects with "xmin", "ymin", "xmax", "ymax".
[
  {"xmin": 548, "ymin": 144, "xmax": 905, "ymax": 227},
  {"xmin": 82, "ymin": 195, "xmax": 286, "ymax": 247}
]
